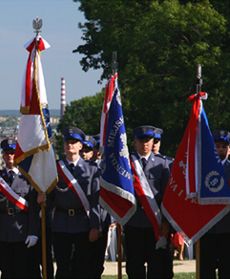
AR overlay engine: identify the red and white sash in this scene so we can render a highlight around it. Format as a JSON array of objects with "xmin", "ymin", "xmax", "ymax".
[
  {"xmin": 0, "ymin": 177, "xmax": 29, "ymax": 211},
  {"xmin": 131, "ymin": 158, "xmax": 161, "ymax": 240},
  {"xmin": 57, "ymin": 160, "xmax": 90, "ymax": 216}
]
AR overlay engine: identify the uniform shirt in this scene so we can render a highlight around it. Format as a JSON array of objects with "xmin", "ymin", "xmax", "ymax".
[
  {"xmin": 126, "ymin": 151, "xmax": 170, "ymax": 228},
  {"xmin": 0, "ymin": 168, "xmax": 40, "ymax": 242},
  {"xmin": 51, "ymin": 157, "xmax": 100, "ymax": 233}
]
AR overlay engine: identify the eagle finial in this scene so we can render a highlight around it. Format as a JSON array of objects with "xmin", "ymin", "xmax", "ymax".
[{"xmin": 33, "ymin": 17, "xmax": 42, "ymax": 35}]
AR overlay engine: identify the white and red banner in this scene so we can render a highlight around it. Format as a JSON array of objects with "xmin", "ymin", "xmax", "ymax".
[
  {"xmin": 57, "ymin": 160, "xmax": 90, "ymax": 216},
  {"xmin": 131, "ymin": 158, "xmax": 161, "ymax": 240},
  {"xmin": 162, "ymin": 92, "xmax": 230, "ymax": 244},
  {"xmin": 14, "ymin": 35, "xmax": 58, "ymax": 193}
]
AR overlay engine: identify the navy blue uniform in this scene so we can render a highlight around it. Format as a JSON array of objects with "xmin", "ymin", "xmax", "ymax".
[
  {"xmin": 50, "ymin": 157, "xmax": 100, "ymax": 279},
  {"xmin": 124, "ymin": 152, "xmax": 173, "ymax": 279},
  {"xmin": 0, "ymin": 168, "xmax": 40, "ymax": 279}
]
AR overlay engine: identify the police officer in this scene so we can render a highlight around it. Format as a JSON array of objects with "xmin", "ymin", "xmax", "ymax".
[
  {"xmin": 199, "ymin": 130, "xmax": 230, "ymax": 278},
  {"xmin": 0, "ymin": 138, "xmax": 40, "ymax": 278},
  {"xmin": 50, "ymin": 128, "xmax": 101, "ymax": 279},
  {"xmin": 81, "ymin": 135, "xmax": 97, "ymax": 161},
  {"xmin": 124, "ymin": 126, "xmax": 173, "ymax": 279},
  {"xmin": 152, "ymin": 127, "xmax": 174, "ymax": 168},
  {"xmin": 82, "ymin": 135, "xmax": 112, "ymax": 278}
]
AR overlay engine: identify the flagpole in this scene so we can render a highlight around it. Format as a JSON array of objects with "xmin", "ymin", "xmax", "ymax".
[
  {"xmin": 111, "ymin": 51, "xmax": 123, "ymax": 279},
  {"xmin": 195, "ymin": 64, "xmax": 202, "ymax": 279},
  {"xmin": 32, "ymin": 18, "xmax": 48, "ymax": 279},
  {"xmin": 41, "ymin": 197, "xmax": 47, "ymax": 279}
]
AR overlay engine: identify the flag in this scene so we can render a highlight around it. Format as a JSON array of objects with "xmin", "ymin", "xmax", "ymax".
[
  {"xmin": 14, "ymin": 35, "xmax": 58, "ymax": 193},
  {"xmin": 162, "ymin": 92, "xmax": 230, "ymax": 244},
  {"xmin": 99, "ymin": 73, "xmax": 136, "ymax": 224}
]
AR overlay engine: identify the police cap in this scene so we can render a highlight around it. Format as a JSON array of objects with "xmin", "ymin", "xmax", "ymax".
[
  {"xmin": 63, "ymin": 127, "xmax": 85, "ymax": 143},
  {"xmin": 153, "ymin": 127, "xmax": 163, "ymax": 140},
  {"xmin": 1, "ymin": 138, "xmax": 16, "ymax": 153},
  {"xmin": 133, "ymin": 125, "xmax": 155, "ymax": 139},
  {"xmin": 83, "ymin": 135, "xmax": 96, "ymax": 150},
  {"xmin": 213, "ymin": 130, "xmax": 230, "ymax": 144},
  {"xmin": 92, "ymin": 134, "xmax": 100, "ymax": 149}
]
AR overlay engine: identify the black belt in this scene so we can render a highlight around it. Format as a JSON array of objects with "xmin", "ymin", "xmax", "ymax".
[
  {"xmin": 5, "ymin": 207, "xmax": 24, "ymax": 216},
  {"xmin": 56, "ymin": 207, "xmax": 85, "ymax": 217}
]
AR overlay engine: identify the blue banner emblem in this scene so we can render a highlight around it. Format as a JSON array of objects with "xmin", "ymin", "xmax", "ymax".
[{"xmin": 199, "ymin": 107, "xmax": 230, "ymax": 203}]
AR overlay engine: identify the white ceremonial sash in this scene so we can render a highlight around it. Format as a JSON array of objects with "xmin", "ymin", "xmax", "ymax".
[
  {"xmin": 0, "ymin": 177, "xmax": 29, "ymax": 211},
  {"xmin": 131, "ymin": 158, "xmax": 161, "ymax": 240},
  {"xmin": 57, "ymin": 160, "xmax": 90, "ymax": 216}
]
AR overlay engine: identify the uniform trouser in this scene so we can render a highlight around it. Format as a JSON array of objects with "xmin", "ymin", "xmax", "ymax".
[
  {"xmin": 90, "ymin": 227, "xmax": 109, "ymax": 279},
  {"xmin": 28, "ymin": 226, "xmax": 54, "ymax": 279},
  {"xmin": 53, "ymin": 231, "xmax": 92, "ymax": 279},
  {"xmin": 124, "ymin": 226, "xmax": 173, "ymax": 279},
  {"xmin": 200, "ymin": 233, "xmax": 230, "ymax": 279},
  {"xmin": 0, "ymin": 241, "xmax": 31, "ymax": 279}
]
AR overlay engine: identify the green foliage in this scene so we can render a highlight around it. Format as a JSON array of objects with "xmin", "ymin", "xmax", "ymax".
[
  {"xmin": 101, "ymin": 273, "xmax": 195, "ymax": 279},
  {"xmin": 58, "ymin": 91, "xmax": 104, "ymax": 135},
  {"xmin": 72, "ymin": 0, "xmax": 230, "ymax": 155}
]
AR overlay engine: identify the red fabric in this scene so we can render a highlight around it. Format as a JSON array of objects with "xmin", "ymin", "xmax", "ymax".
[
  {"xmin": 131, "ymin": 160, "xmax": 160, "ymax": 240},
  {"xmin": 162, "ymin": 93, "xmax": 227, "ymax": 242},
  {"xmin": 101, "ymin": 73, "xmax": 117, "ymax": 146},
  {"xmin": 171, "ymin": 232, "xmax": 184, "ymax": 248},
  {"xmin": 100, "ymin": 187, "xmax": 133, "ymax": 218}
]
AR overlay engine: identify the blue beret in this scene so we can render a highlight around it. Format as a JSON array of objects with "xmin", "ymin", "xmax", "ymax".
[
  {"xmin": 1, "ymin": 138, "xmax": 16, "ymax": 152},
  {"xmin": 133, "ymin": 125, "xmax": 155, "ymax": 139},
  {"xmin": 213, "ymin": 130, "xmax": 230, "ymax": 144},
  {"xmin": 83, "ymin": 136, "xmax": 96, "ymax": 149},
  {"xmin": 63, "ymin": 127, "xmax": 85, "ymax": 143},
  {"xmin": 153, "ymin": 127, "xmax": 163, "ymax": 139}
]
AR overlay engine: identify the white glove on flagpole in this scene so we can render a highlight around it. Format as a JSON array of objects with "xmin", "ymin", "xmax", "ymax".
[
  {"xmin": 155, "ymin": 236, "xmax": 167, "ymax": 250},
  {"xmin": 25, "ymin": 235, "xmax": 38, "ymax": 248}
]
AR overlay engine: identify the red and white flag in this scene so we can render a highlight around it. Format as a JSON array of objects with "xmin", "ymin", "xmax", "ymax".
[
  {"xmin": 14, "ymin": 35, "xmax": 58, "ymax": 193},
  {"xmin": 100, "ymin": 73, "xmax": 117, "ymax": 150},
  {"xmin": 0, "ymin": 177, "xmax": 28, "ymax": 211},
  {"xmin": 162, "ymin": 92, "xmax": 230, "ymax": 244}
]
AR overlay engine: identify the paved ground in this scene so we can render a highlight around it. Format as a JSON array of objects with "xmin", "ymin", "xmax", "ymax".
[{"xmin": 103, "ymin": 260, "xmax": 195, "ymax": 275}]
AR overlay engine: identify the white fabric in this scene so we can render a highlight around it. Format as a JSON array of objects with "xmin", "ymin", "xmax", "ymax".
[
  {"xmin": 17, "ymin": 115, "xmax": 47, "ymax": 152},
  {"xmin": 28, "ymin": 148, "xmax": 57, "ymax": 192},
  {"xmin": 25, "ymin": 235, "xmax": 38, "ymax": 248},
  {"xmin": 58, "ymin": 160, "xmax": 90, "ymax": 215}
]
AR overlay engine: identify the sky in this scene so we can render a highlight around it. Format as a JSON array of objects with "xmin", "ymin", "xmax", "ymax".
[{"xmin": 0, "ymin": 0, "xmax": 105, "ymax": 110}]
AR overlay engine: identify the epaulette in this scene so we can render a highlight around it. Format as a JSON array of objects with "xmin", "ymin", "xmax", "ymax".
[{"xmin": 155, "ymin": 153, "xmax": 174, "ymax": 162}]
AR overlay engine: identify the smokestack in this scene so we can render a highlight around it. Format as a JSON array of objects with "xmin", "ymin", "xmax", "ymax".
[{"xmin": 60, "ymin": 77, "xmax": 66, "ymax": 118}]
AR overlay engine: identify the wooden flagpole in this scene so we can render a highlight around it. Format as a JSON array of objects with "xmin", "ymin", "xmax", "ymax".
[
  {"xmin": 32, "ymin": 18, "xmax": 48, "ymax": 279},
  {"xmin": 111, "ymin": 51, "xmax": 123, "ymax": 279}
]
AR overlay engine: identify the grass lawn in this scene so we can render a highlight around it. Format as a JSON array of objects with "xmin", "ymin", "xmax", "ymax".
[{"xmin": 102, "ymin": 273, "xmax": 195, "ymax": 279}]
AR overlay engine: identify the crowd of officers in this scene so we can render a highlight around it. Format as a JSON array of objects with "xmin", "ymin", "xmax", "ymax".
[{"xmin": 0, "ymin": 125, "xmax": 229, "ymax": 279}]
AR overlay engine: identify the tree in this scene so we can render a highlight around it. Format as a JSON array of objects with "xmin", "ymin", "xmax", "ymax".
[
  {"xmin": 72, "ymin": 0, "xmax": 230, "ymax": 155},
  {"xmin": 55, "ymin": 92, "xmax": 104, "ymax": 155}
]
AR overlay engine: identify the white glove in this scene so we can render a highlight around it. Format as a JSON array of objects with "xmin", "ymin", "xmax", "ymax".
[
  {"xmin": 155, "ymin": 236, "xmax": 167, "ymax": 250},
  {"xmin": 25, "ymin": 235, "xmax": 38, "ymax": 248}
]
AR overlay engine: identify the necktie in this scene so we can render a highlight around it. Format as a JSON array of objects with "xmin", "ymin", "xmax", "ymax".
[
  {"xmin": 141, "ymin": 158, "xmax": 147, "ymax": 170},
  {"xmin": 8, "ymin": 170, "xmax": 15, "ymax": 184},
  {"xmin": 69, "ymin": 163, "xmax": 75, "ymax": 174}
]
